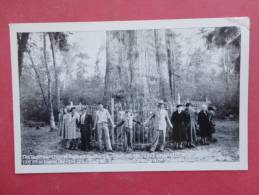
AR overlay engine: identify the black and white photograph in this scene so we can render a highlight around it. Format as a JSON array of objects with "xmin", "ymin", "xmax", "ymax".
[{"xmin": 10, "ymin": 18, "xmax": 249, "ymax": 173}]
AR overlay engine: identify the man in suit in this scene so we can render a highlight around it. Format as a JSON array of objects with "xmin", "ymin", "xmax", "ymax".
[{"xmin": 79, "ymin": 107, "xmax": 93, "ymax": 151}]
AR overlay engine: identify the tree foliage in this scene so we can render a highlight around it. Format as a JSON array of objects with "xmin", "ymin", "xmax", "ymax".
[{"xmin": 19, "ymin": 27, "xmax": 241, "ymax": 123}]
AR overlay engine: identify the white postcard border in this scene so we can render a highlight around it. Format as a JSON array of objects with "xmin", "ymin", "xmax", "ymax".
[{"xmin": 10, "ymin": 17, "xmax": 249, "ymax": 173}]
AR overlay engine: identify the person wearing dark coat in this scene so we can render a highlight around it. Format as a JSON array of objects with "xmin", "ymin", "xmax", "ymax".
[
  {"xmin": 208, "ymin": 106, "xmax": 217, "ymax": 142},
  {"xmin": 171, "ymin": 104, "xmax": 187, "ymax": 149},
  {"xmin": 198, "ymin": 104, "xmax": 211, "ymax": 145},
  {"xmin": 79, "ymin": 107, "xmax": 93, "ymax": 151}
]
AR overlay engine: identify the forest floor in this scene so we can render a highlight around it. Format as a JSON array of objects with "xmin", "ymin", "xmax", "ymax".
[{"xmin": 21, "ymin": 120, "xmax": 239, "ymax": 165}]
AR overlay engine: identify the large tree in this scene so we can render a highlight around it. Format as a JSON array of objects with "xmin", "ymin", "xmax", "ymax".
[{"xmin": 43, "ymin": 33, "xmax": 56, "ymax": 130}]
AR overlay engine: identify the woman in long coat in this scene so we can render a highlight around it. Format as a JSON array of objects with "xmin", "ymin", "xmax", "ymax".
[
  {"xmin": 62, "ymin": 108, "xmax": 71, "ymax": 149},
  {"xmin": 69, "ymin": 107, "xmax": 80, "ymax": 150},
  {"xmin": 198, "ymin": 105, "xmax": 211, "ymax": 145},
  {"xmin": 171, "ymin": 105, "xmax": 187, "ymax": 149}
]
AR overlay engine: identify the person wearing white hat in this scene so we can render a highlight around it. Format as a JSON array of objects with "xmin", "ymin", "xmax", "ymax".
[{"xmin": 198, "ymin": 104, "xmax": 211, "ymax": 145}]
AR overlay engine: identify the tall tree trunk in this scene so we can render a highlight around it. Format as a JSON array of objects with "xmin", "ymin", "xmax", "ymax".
[
  {"xmin": 171, "ymin": 46, "xmax": 176, "ymax": 103},
  {"xmin": 166, "ymin": 48, "xmax": 173, "ymax": 99},
  {"xmin": 43, "ymin": 33, "xmax": 56, "ymax": 130},
  {"xmin": 154, "ymin": 30, "xmax": 166, "ymax": 100},
  {"xmin": 118, "ymin": 31, "xmax": 124, "ymax": 88},
  {"xmin": 165, "ymin": 30, "xmax": 174, "ymax": 101},
  {"xmin": 104, "ymin": 32, "xmax": 112, "ymax": 103},
  {"xmin": 49, "ymin": 33, "xmax": 60, "ymax": 111},
  {"xmin": 138, "ymin": 30, "xmax": 151, "ymax": 108},
  {"xmin": 128, "ymin": 31, "xmax": 137, "ymax": 103},
  {"xmin": 17, "ymin": 33, "xmax": 29, "ymax": 79},
  {"xmin": 223, "ymin": 46, "xmax": 229, "ymax": 106}
]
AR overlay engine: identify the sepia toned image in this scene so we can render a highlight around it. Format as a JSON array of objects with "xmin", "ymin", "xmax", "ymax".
[{"xmin": 10, "ymin": 18, "xmax": 249, "ymax": 173}]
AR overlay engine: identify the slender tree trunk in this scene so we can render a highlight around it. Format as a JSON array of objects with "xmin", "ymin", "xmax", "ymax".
[
  {"xmin": 223, "ymin": 46, "xmax": 229, "ymax": 106},
  {"xmin": 166, "ymin": 48, "xmax": 173, "ymax": 98},
  {"xmin": 224, "ymin": 47, "xmax": 229, "ymax": 91},
  {"xmin": 165, "ymin": 31, "xmax": 174, "ymax": 101},
  {"xmin": 27, "ymin": 51, "xmax": 48, "ymax": 107},
  {"xmin": 171, "ymin": 47, "xmax": 176, "ymax": 103},
  {"xmin": 104, "ymin": 32, "xmax": 111, "ymax": 103},
  {"xmin": 43, "ymin": 33, "xmax": 56, "ymax": 130},
  {"xmin": 49, "ymin": 33, "xmax": 60, "ymax": 111}
]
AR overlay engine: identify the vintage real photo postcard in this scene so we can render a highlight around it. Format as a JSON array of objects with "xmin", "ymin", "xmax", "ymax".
[{"xmin": 10, "ymin": 17, "xmax": 249, "ymax": 173}]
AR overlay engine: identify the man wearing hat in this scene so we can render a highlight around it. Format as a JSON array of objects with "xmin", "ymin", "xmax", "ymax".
[
  {"xmin": 144, "ymin": 101, "xmax": 173, "ymax": 152},
  {"xmin": 171, "ymin": 104, "xmax": 187, "ymax": 149}
]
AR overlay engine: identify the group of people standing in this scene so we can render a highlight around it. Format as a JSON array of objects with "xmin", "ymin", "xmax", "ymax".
[
  {"xmin": 58, "ymin": 106, "xmax": 93, "ymax": 150},
  {"xmin": 58, "ymin": 101, "xmax": 216, "ymax": 153},
  {"xmin": 144, "ymin": 102, "xmax": 216, "ymax": 152},
  {"xmin": 170, "ymin": 103, "xmax": 216, "ymax": 150}
]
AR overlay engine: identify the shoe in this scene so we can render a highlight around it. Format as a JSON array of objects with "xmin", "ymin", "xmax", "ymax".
[
  {"xmin": 189, "ymin": 144, "xmax": 195, "ymax": 148},
  {"xmin": 107, "ymin": 150, "xmax": 113, "ymax": 153},
  {"xmin": 125, "ymin": 149, "xmax": 133, "ymax": 153}
]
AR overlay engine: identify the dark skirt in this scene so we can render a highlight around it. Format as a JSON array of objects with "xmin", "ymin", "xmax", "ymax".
[
  {"xmin": 200, "ymin": 125, "xmax": 211, "ymax": 138},
  {"xmin": 173, "ymin": 124, "xmax": 187, "ymax": 142}
]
